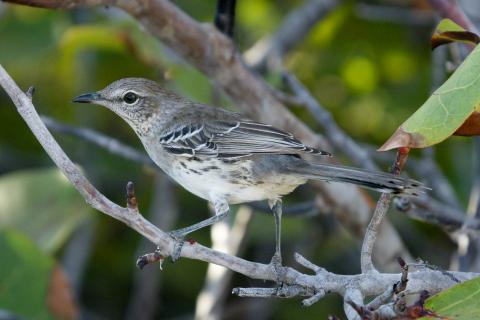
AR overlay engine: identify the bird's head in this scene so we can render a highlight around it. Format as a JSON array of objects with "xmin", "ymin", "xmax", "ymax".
[{"xmin": 73, "ymin": 77, "xmax": 182, "ymax": 134}]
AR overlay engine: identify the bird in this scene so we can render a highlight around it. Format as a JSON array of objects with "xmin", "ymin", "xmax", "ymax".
[{"xmin": 73, "ymin": 77, "xmax": 424, "ymax": 268}]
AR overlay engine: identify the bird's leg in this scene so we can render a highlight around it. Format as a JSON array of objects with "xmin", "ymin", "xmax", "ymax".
[
  {"xmin": 168, "ymin": 198, "xmax": 229, "ymax": 262},
  {"xmin": 269, "ymin": 199, "xmax": 283, "ymax": 272}
]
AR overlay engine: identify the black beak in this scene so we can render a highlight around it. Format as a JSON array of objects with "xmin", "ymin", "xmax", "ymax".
[{"xmin": 72, "ymin": 92, "xmax": 101, "ymax": 103}]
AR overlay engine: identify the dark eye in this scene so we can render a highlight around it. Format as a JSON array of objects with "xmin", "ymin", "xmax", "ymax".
[{"xmin": 123, "ymin": 91, "xmax": 139, "ymax": 104}]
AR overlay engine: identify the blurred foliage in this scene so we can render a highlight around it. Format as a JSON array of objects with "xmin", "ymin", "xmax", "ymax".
[
  {"xmin": 0, "ymin": 168, "xmax": 91, "ymax": 253},
  {"xmin": 0, "ymin": 230, "xmax": 55, "ymax": 320},
  {"xmin": 0, "ymin": 0, "xmax": 474, "ymax": 319}
]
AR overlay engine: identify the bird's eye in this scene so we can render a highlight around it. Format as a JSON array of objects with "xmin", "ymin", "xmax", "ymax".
[{"xmin": 123, "ymin": 92, "xmax": 139, "ymax": 104}]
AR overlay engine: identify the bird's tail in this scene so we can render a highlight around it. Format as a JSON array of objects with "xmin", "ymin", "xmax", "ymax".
[{"xmin": 290, "ymin": 162, "xmax": 425, "ymax": 196}]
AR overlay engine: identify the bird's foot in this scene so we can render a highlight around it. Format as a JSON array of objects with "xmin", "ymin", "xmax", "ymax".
[
  {"xmin": 168, "ymin": 230, "xmax": 186, "ymax": 262},
  {"xmin": 136, "ymin": 247, "xmax": 164, "ymax": 270},
  {"xmin": 269, "ymin": 252, "xmax": 284, "ymax": 284}
]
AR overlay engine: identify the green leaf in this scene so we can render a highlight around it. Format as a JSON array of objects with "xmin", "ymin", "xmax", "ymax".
[
  {"xmin": 436, "ymin": 18, "xmax": 466, "ymax": 33},
  {"xmin": 420, "ymin": 277, "xmax": 480, "ymax": 320},
  {"xmin": 0, "ymin": 168, "xmax": 91, "ymax": 253},
  {"xmin": 59, "ymin": 25, "xmax": 128, "ymax": 53},
  {"xmin": 379, "ymin": 43, "xmax": 480, "ymax": 150},
  {"xmin": 0, "ymin": 229, "xmax": 54, "ymax": 320}
]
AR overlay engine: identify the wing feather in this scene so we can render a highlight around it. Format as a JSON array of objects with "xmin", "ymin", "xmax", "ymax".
[{"xmin": 159, "ymin": 120, "xmax": 329, "ymax": 158}]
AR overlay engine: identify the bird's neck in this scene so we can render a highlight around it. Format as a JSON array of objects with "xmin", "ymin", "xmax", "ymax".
[{"xmin": 123, "ymin": 110, "xmax": 163, "ymax": 139}]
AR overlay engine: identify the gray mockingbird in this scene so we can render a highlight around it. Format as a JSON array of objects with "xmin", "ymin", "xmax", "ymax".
[{"xmin": 73, "ymin": 78, "xmax": 424, "ymax": 268}]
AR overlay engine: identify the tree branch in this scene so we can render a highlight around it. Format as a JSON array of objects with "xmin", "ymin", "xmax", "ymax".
[
  {"xmin": 427, "ymin": 0, "xmax": 479, "ymax": 34},
  {"xmin": 355, "ymin": 3, "xmax": 434, "ymax": 26},
  {"xmin": 214, "ymin": 0, "xmax": 236, "ymax": 38},
  {"xmin": 283, "ymin": 72, "xmax": 377, "ymax": 170},
  {"xmin": 41, "ymin": 115, "xmax": 154, "ymax": 167},
  {"xmin": 361, "ymin": 148, "xmax": 410, "ymax": 274},
  {"xmin": 2, "ymin": 64, "xmax": 478, "ymax": 316},
  {"xmin": 244, "ymin": 0, "xmax": 339, "ymax": 70},
  {"xmin": 125, "ymin": 173, "xmax": 179, "ymax": 320}
]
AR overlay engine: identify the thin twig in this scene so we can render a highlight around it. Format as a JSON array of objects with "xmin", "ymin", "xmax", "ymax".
[
  {"xmin": 361, "ymin": 148, "xmax": 410, "ymax": 273},
  {"xmin": 301, "ymin": 290, "xmax": 326, "ymax": 307},
  {"xmin": 395, "ymin": 257, "xmax": 409, "ymax": 294},
  {"xmin": 42, "ymin": 115, "xmax": 154, "ymax": 167},
  {"xmin": 126, "ymin": 181, "xmax": 139, "ymax": 211},
  {"xmin": 457, "ymin": 138, "xmax": 480, "ymax": 270},
  {"xmin": 214, "ymin": 0, "xmax": 236, "ymax": 38},
  {"xmin": 244, "ymin": 0, "xmax": 339, "ymax": 70},
  {"xmin": 467, "ymin": 138, "xmax": 480, "ymax": 219},
  {"xmin": 125, "ymin": 173, "xmax": 178, "ymax": 320},
  {"xmin": 393, "ymin": 195, "xmax": 480, "ymax": 231},
  {"xmin": 418, "ymin": 148, "xmax": 460, "ymax": 209},
  {"xmin": 283, "ymin": 72, "xmax": 377, "ymax": 170},
  {"xmin": 355, "ymin": 3, "xmax": 434, "ymax": 26},
  {"xmin": 367, "ymin": 257, "xmax": 409, "ymax": 311},
  {"xmin": 294, "ymin": 252, "xmax": 327, "ymax": 274},
  {"xmin": 344, "ymin": 289, "xmax": 364, "ymax": 320}
]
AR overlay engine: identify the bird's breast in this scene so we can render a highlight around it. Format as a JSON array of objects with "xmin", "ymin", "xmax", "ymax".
[{"xmin": 165, "ymin": 157, "xmax": 305, "ymax": 204}]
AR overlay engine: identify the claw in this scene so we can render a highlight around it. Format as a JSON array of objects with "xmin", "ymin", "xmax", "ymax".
[
  {"xmin": 136, "ymin": 255, "xmax": 150, "ymax": 270},
  {"xmin": 168, "ymin": 231, "xmax": 186, "ymax": 262},
  {"xmin": 270, "ymin": 253, "xmax": 283, "ymax": 268},
  {"xmin": 136, "ymin": 249, "xmax": 164, "ymax": 269},
  {"xmin": 269, "ymin": 253, "xmax": 283, "ymax": 283}
]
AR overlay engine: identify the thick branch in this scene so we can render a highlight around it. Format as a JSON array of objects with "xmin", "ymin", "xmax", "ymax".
[{"xmin": 3, "ymin": 0, "xmax": 328, "ymax": 151}]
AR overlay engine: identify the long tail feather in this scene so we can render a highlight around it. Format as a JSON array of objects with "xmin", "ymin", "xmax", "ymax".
[{"xmin": 292, "ymin": 162, "xmax": 426, "ymax": 196}]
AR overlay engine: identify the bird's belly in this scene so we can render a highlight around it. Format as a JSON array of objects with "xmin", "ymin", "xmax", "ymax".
[{"xmin": 168, "ymin": 158, "xmax": 305, "ymax": 203}]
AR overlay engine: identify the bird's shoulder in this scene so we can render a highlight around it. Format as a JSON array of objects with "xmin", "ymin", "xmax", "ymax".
[
  {"xmin": 157, "ymin": 101, "xmax": 330, "ymax": 158},
  {"xmin": 159, "ymin": 102, "xmax": 249, "ymax": 138}
]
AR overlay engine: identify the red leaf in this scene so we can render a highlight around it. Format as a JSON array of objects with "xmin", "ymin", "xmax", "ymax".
[
  {"xmin": 454, "ymin": 111, "xmax": 480, "ymax": 136},
  {"xmin": 378, "ymin": 128, "xmax": 426, "ymax": 151},
  {"xmin": 431, "ymin": 31, "xmax": 480, "ymax": 50},
  {"xmin": 46, "ymin": 265, "xmax": 78, "ymax": 320}
]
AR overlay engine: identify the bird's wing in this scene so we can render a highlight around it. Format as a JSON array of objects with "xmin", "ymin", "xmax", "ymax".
[{"xmin": 159, "ymin": 120, "xmax": 330, "ymax": 158}]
